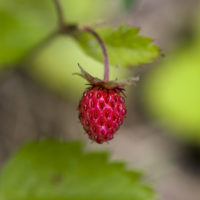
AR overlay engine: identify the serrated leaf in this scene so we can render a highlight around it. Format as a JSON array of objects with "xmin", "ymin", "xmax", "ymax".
[
  {"xmin": 77, "ymin": 25, "xmax": 161, "ymax": 67},
  {"xmin": 0, "ymin": 140, "xmax": 156, "ymax": 200}
]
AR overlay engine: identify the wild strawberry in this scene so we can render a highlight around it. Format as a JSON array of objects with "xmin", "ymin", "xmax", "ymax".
[
  {"xmin": 73, "ymin": 27, "xmax": 139, "ymax": 143},
  {"xmin": 75, "ymin": 64, "xmax": 139, "ymax": 144},
  {"xmin": 79, "ymin": 87, "xmax": 126, "ymax": 144}
]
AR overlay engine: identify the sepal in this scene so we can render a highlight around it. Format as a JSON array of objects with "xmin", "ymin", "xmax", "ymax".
[{"xmin": 74, "ymin": 63, "xmax": 139, "ymax": 89}]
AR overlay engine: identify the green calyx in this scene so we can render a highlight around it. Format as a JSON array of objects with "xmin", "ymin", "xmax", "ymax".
[{"xmin": 74, "ymin": 63, "xmax": 139, "ymax": 90}]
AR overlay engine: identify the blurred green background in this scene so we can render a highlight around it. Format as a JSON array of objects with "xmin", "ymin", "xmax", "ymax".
[
  {"xmin": 141, "ymin": 9, "xmax": 200, "ymax": 144},
  {"xmin": 0, "ymin": 0, "xmax": 200, "ymax": 200}
]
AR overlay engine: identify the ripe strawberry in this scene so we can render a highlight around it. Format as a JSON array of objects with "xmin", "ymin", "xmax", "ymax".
[
  {"xmin": 79, "ymin": 87, "xmax": 126, "ymax": 144},
  {"xmin": 75, "ymin": 64, "xmax": 139, "ymax": 144}
]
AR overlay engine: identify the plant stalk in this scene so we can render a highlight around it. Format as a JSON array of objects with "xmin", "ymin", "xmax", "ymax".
[
  {"xmin": 53, "ymin": 0, "xmax": 65, "ymax": 27},
  {"xmin": 83, "ymin": 26, "xmax": 109, "ymax": 82}
]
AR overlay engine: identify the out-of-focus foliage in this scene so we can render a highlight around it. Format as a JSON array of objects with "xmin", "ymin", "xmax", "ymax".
[
  {"xmin": 78, "ymin": 26, "xmax": 160, "ymax": 67},
  {"xmin": 143, "ymin": 48, "xmax": 200, "ymax": 143},
  {"xmin": 0, "ymin": 0, "xmax": 112, "ymax": 66},
  {"xmin": 122, "ymin": 0, "xmax": 137, "ymax": 10},
  {"xmin": 142, "ymin": 12, "xmax": 200, "ymax": 144},
  {"xmin": 30, "ymin": 35, "xmax": 128, "ymax": 100},
  {"xmin": 0, "ymin": 0, "xmax": 160, "ymax": 99},
  {"xmin": 0, "ymin": 140, "xmax": 156, "ymax": 200},
  {"xmin": 0, "ymin": 1, "xmax": 54, "ymax": 65},
  {"xmin": 0, "ymin": 0, "xmax": 129, "ymax": 99}
]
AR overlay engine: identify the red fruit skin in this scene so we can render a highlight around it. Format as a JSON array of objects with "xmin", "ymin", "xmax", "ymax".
[{"xmin": 79, "ymin": 87, "xmax": 126, "ymax": 144}]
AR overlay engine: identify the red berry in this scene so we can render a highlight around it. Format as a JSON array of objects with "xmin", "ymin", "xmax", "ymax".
[{"xmin": 79, "ymin": 87, "xmax": 126, "ymax": 144}]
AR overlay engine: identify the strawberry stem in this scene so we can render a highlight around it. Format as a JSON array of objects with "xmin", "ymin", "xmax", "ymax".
[{"xmin": 83, "ymin": 26, "xmax": 109, "ymax": 82}]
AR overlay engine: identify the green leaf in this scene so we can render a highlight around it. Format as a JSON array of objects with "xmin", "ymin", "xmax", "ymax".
[
  {"xmin": 77, "ymin": 25, "xmax": 161, "ymax": 67},
  {"xmin": 0, "ymin": 140, "xmax": 156, "ymax": 200},
  {"xmin": 0, "ymin": 0, "xmax": 56, "ymax": 66}
]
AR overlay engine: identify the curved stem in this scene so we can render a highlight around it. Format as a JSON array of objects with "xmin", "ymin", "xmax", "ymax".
[
  {"xmin": 53, "ymin": 0, "xmax": 65, "ymax": 27},
  {"xmin": 83, "ymin": 26, "xmax": 109, "ymax": 82}
]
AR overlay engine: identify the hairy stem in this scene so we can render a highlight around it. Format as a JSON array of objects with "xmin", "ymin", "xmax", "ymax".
[
  {"xmin": 83, "ymin": 26, "xmax": 109, "ymax": 82},
  {"xmin": 53, "ymin": 0, "xmax": 65, "ymax": 27}
]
